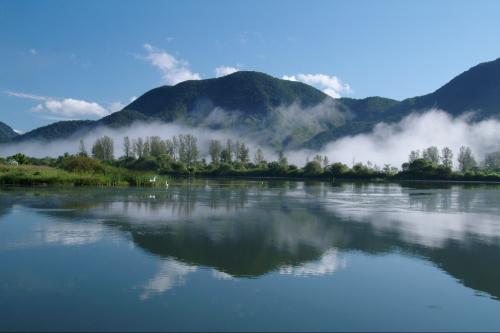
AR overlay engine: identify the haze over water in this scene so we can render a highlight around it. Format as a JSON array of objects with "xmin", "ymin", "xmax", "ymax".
[{"xmin": 1, "ymin": 180, "xmax": 500, "ymax": 331}]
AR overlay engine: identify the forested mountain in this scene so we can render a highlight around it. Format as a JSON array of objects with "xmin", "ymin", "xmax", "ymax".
[{"xmin": 7, "ymin": 57, "xmax": 500, "ymax": 149}]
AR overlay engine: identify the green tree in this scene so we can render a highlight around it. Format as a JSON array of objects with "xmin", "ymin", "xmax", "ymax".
[
  {"xmin": 209, "ymin": 140, "xmax": 222, "ymax": 165},
  {"xmin": 92, "ymin": 136, "xmax": 114, "ymax": 161},
  {"xmin": 304, "ymin": 160, "xmax": 323, "ymax": 176},
  {"xmin": 123, "ymin": 136, "xmax": 132, "ymax": 158},
  {"xmin": 457, "ymin": 146, "xmax": 476, "ymax": 172},
  {"xmin": 254, "ymin": 148, "xmax": 265, "ymax": 166},
  {"xmin": 78, "ymin": 139, "xmax": 88, "ymax": 157},
  {"xmin": 441, "ymin": 147, "xmax": 453, "ymax": 169},
  {"xmin": 422, "ymin": 146, "xmax": 440, "ymax": 164}
]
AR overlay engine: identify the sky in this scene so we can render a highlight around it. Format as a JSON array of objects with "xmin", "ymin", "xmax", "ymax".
[{"xmin": 2, "ymin": 0, "xmax": 500, "ymax": 132}]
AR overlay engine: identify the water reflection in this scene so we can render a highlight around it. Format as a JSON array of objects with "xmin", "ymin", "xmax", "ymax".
[{"xmin": 1, "ymin": 180, "xmax": 500, "ymax": 300}]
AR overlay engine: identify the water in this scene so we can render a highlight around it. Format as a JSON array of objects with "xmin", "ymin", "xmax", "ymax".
[{"xmin": 1, "ymin": 180, "xmax": 500, "ymax": 331}]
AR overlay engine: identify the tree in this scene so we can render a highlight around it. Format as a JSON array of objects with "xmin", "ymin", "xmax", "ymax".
[
  {"xmin": 92, "ymin": 136, "xmax": 114, "ymax": 161},
  {"xmin": 225, "ymin": 139, "xmax": 234, "ymax": 163},
  {"xmin": 254, "ymin": 148, "xmax": 265, "ymax": 166},
  {"xmin": 236, "ymin": 142, "xmax": 250, "ymax": 164},
  {"xmin": 409, "ymin": 150, "xmax": 421, "ymax": 162},
  {"xmin": 164, "ymin": 138, "xmax": 176, "ymax": 160},
  {"xmin": 149, "ymin": 136, "xmax": 166, "ymax": 158},
  {"xmin": 278, "ymin": 151, "xmax": 288, "ymax": 169},
  {"xmin": 457, "ymin": 146, "xmax": 477, "ymax": 172},
  {"xmin": 441, "ymin": 147, "xmax": 453, "ymax": 169},
  {"xmin": 383, "ymin": 164, "xmax": 398, "ymax": 175},
  {"xmin": 209, "ymin": 140, "xmax": 222, "ymax": 165},
  {"xmin": 322, "ymin": 156, "xmax": 329, "ymax": 168},
  {"xmin": 482, "ymin": 151, "xmax": 500, "ymax": 171},
  {"xmin": 78, "ymin": 139, "xmax": 88, "ymax": 157},
  {"xmin": 178, "ymin": 134, "xmax": 198, "ymax": 167},
  {"xmin": 422, "ymin": 146, "xmax": 440, "ymax": 164},
  {"xmin": 123, "ymin": 136, "xmax": 132, "ymax": 158},
  {"xmin": 304, "ymin": 160, "xmax": 323, "ymax": 176},
  {"xmin": 327, "ymin": 162, "xmax": 349, "ymax": 176},
  {"xmin": 133, "ymin": 138, "xmax": 145, "ymax": 158}
]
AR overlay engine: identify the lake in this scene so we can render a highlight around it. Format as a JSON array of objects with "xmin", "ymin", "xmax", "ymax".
[{"xmin": 1, "ymin": 180, "xmax": 500, "ymax": 331}]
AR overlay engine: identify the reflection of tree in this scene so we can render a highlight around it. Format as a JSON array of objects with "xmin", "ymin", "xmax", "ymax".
[{"xmin": 2, "ymin": 181, "xmax": 500, "ymax": 299}]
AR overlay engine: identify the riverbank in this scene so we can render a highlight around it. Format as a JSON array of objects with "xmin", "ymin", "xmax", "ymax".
[{"xmin": 3, "ymin": 163, "xmax": 500, "ymax": 187}]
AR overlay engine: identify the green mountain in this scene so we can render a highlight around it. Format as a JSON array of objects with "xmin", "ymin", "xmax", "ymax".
[
  {"xmin": 0, "ymin": 121, "xmax": 19, "ymax": 143},
  {"xmin": 8, "ymin": 58, "xmax": 500, "ymax": 149},
  {"xmin": 306, "ymin": 57, "xmax": 500, "ymax": 147}
]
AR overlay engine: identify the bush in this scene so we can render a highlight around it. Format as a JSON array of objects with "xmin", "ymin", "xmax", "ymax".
[
  {"xmin": 62, "ymin": 156, "xmax": 103, "ymax": 173},
  {"xmin": 304, "ymin": 161, "xmax": 323, "ymax": 176}
]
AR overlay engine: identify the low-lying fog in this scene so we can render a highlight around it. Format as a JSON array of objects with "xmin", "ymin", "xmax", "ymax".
[{"xmin": 2, "ymin": 108, "xmax": 500, "ymax": 169}]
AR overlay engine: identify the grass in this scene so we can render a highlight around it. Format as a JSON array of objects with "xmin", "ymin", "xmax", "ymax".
[{"xmin": 0, "ymin": 164, "xmax": 171, "ymax": 187}]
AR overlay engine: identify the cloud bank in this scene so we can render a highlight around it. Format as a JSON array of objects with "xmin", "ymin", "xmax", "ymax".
[
  {"xmin": 5, "ymin": 90, "xmax": 110, "ymax": 118},
  {"xmin": 142, "ymin": 43, "xmax": 201, "ymax": 85},
  {"xmin": 283, "ymin": 73, "xmax": 352, "ymax": 98},
  {"xmin": 214, "ymin": 66, "xmax": 239, "ymax": 77},
  {"xmin": 288, "ymin": 109, "xmax": 500, "ymax": 168}
]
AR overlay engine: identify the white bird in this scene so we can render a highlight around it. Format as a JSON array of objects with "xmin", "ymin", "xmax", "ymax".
[
  {"xmin": 149, "ymin": 176, "xmax": 157, "ymax": 183},
  {"xmin": 165, "ymin": 180, "xmax": 169, "ymax": 188}
]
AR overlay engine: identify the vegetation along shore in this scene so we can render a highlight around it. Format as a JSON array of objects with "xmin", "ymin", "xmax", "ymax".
[{"xmin": 2, "ymin": 134, "xmax": 500, "ymax": 186}]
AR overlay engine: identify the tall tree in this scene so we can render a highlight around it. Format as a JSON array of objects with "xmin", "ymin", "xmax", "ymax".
[
  {"xmin": 209, "ymin": 140, "xmax": 222, "ymax": 165},
  {"xmin": 149, "ymin": 136, "xmax": 166, "ymax": 158},
  {"xmin": 236, "ymin": 142, "xmax": 250, "ymax": 164},
  {"xmin": 441, "ymin": 147, "xmax": 453, "ymax": 169},
  {"xmin": 78, "ymin": 139, "xmax": 88, "ymax": 157},
  {"xmin": 92, "ymin": 136, "xmax": 114, "ymax": 161},
  {"xmin": 409, "ymin": 150, "xmax": 421, "ymax": 162},
  {"xmin": 178, "ymin": 134, "xmax": 198, "ymax": 167},
  {"xmin": 422, "ymin": 146, "xmax": 440, "ymax": 164},
  {"xmin": 457, "ymin": 146, "xmax": 477, "ymax": 172},
  {"xmin": 123, "ymin": 136, "xmax": 131, "ymax": 158},
  {"xmin": 254, "ymin": 148, "xmax": 265, "ymax": 166},
  {"xmin": 133, "ymin": 138, "xmax": 145, "ymax": 158}
]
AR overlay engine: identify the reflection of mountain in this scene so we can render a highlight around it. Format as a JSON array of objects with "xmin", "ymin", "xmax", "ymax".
[{"xmin": 1, "ymin": 181, "xmax": 500, "ymax": 298}]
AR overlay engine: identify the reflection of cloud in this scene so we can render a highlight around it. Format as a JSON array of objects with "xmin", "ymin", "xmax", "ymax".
[
  {"xmin": 322, "ymin": 185, "xmax": 500, "ymax": 248},
  {"xmin": 40, "ymin": 222, "xmax": 105, "ymax": 246},
  {"xmin": 140, "ymin": 259, "xmax": 197, "ymax": 300},
  {"xmin": 279, "ymin": 249, "xmax": 345, "ymax": 276}
]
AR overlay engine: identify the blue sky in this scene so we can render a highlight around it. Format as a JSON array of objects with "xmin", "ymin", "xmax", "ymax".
[{"xmin": 2, "ymin": 0, "xmax": 500, "ymax": 132}]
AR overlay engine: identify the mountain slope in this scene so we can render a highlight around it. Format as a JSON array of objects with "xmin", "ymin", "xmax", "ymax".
[
  {"xmin": 15, "ymin": 120, "xmax": 95, "ymax": 142},
  {"xmin": 125, "ymin": 71, "xmax": 329, "ymax": 121},
  {"xmin": 306, "ymin": 57, "xmax": 500, "ymax": 148},
  {"xmin": 0, "ymin": 121, "xmax": 19, "ymax": 143}
]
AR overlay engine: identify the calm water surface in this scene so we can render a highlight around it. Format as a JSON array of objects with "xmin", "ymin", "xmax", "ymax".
[{"xmin": 1, "ymin": 180, "xmax": 500, "ymax": 331}]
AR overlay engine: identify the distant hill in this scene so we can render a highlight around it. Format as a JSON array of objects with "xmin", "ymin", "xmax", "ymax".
[
  {"xmin": 8, "ymin": 58, "xmax": 500, "ymax": 150},
  {"xmin": 0, "ymin": 121, "xmax": 19, "ymax": 143}
]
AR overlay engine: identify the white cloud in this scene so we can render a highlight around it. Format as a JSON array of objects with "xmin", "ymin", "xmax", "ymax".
[
  {"xmin": 5, "ymin": 90, "xmax": 116, "ymax": 118},
  {"xmin": 214, "ymin": 66, "xmax": 239, "ymax": 77},
  {"xmin": 282, "ymin": 73, "xmax": 351, "ymax": 98},
  {"xmin": 29, "ymin": 48, "xmax": 37, "ymax": 55},
  {"xmin": 142, "ymin": 43, "xmax": 201, "ymax": 85},
  {"xmin": 31, "ymin": 98, "xmax": 109, "ymax": 118},
  {"xmin": 4, "ymin": 90, "xmax": 48, "ymax": 101}
]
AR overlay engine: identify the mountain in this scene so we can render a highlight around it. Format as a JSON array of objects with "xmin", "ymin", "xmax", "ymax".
[
  {"xmin": 0, "ymin": 121, "xmax": 19, "ymax": 143},
  {"xmin": 8, "ymin": 58, "xmax": 500, "ymax": 149},
  {"xmin": 306, "ymin": 57, "xmax": 500, "ymax": 147},
  {"xmin": 12, "ymin": 71, "xmax": 343, "ymax": 148}
]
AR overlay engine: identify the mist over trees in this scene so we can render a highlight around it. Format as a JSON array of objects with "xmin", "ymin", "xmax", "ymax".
[{"xmin": 76, "ymin": 133, "xmax": 500, "ymax": 181}]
